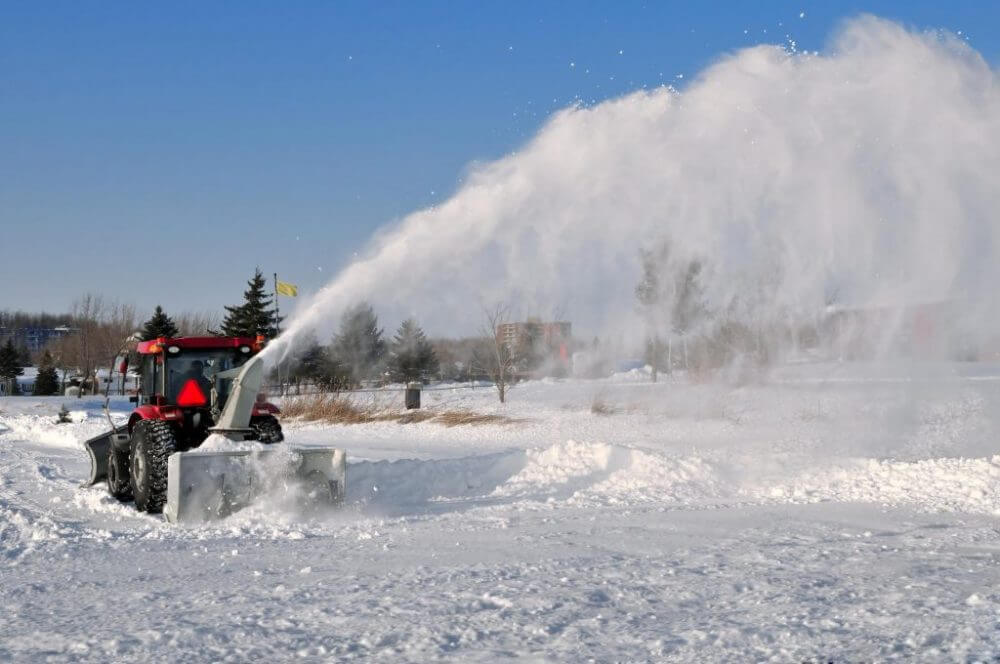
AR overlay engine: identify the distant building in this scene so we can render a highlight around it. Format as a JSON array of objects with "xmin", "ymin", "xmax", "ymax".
[
  {"xmin": 0, "ymin": 325, "xmax": 76, "ymax": 353},
  {"xmin": 496, "ymin": 319, "xmax": 572, "ymax": 377}
]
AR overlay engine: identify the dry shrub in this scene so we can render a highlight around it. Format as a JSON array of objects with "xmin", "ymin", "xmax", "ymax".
[
  {"xmin": 434, "ymin": 410, "xmax": 520, "ymax": 427},
  {"xmin": 278, "ymin": 394, "xmax": 321, "ymax": 419},
  {"xmin": 384, "ymin": 410, "xmax": 436, "ymax": 424},
  {"xmin": 590, "ymin": 395, "xmax": 616, "ymax": 416},
  {"xmin": 280, "ymin": 394, "xmax": 371, "ymax": 424}
]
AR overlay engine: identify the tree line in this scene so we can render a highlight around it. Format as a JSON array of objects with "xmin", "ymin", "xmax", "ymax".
[
  {"xmin": 1, "ymin": 268, "xmax": 443, "ymax": 395},
  {"xmin": 275, "ymin": 304, "xmax": 440, "ymax": 389},
  {"xmin": 140, "ymin": 269, "xmax": 506, "ymax": 391},
  {"xmin": 2, "ymin": 267, "xmax": 536, "ymax": 401}
]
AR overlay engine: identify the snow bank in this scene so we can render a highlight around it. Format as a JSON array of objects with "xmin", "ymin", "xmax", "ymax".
[
  {"xmin": 492, "ymin": 440, "xmax": 725, "ymax": 507},
  {"xmin": 768, "ymin": 455, "xmax": 1000, "ymax": 515}
]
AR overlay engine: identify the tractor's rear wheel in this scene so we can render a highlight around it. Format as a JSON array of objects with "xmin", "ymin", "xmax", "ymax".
[
  {"xmin": 106, "ymin": 448, "xmax": 133, "ymax": 501},
  {"xmin": 250, "ymin": 415, "xmax": 284, "ymax": 444},
  {"xmin": 130, "ymin": 420, "xmax": 176, "ymax": 513}
]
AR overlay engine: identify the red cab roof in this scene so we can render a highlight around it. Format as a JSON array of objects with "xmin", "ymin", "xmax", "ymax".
[{"xmin": 136, "ymin": 336, "xmax": 263, "ymax": 354}]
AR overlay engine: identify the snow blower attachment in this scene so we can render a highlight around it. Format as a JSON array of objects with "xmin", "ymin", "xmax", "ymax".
[
  {"xmin": 83, "ymin": 335, "xmax": 346, "ymax": 523},
  {"xmin": 163, "ymin": 353, "xmax": 346, "ymax": 523},
  {"xmin": 165, "ymin": 447, "xmax": 347, "ymax": 522}
]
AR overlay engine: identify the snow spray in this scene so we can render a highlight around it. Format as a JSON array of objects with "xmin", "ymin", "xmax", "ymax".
[{"xmin": 262, "ymin": 16, "xmax": 1000, "ymax": 366}]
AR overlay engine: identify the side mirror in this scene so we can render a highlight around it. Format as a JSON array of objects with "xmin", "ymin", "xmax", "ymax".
[{"xmin": 129, "ymin": 396, "xmax": 139, "ymax": 404}]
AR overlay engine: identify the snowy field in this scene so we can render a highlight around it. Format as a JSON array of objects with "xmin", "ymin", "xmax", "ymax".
[{"xmin": 4, "ymin": 362, "xmax": 1000, "ymax": 661}]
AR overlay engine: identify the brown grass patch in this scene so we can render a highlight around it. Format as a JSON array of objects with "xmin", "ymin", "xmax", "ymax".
[
  {"xmin": 384, "ymin": 410, "xmax": 437, "ymax": 425},
  {"xmin": 281, "ymin": 394, "xmax": 524, "ymax": 427},
  {"xmin": 433, "ymin": 410, "xmax": 521, "ymax": 427},
  {"xmin": 280, "ymin": 394, "xmax": 371, "ymax": 424}
]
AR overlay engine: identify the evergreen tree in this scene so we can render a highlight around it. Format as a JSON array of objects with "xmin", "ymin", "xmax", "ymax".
[
  {"xmin": 291, "ymin": 339, "xmax": 351, "ymax": 391},
  {"xmin": 294, "ymin": 340, "xmax": 329, "ymax": 383},
  {"xmin": 140, "ymin": 305, "xmax": 180, "ymax": 341},
  {"xmin": 330, "ymin": 303, "xmax": 386, "ymax": 386},
  {"xmin": 34, "ymin": 350, "xmax": 60, "ymax": 396},
  {"xmin": 388, "ymin": 318, "xmax": 439, "ymax": 383},
  {"xmin": 16, "ymin": 344, "xmax": 32, "ymax": 367},
  {"xmin": 221, "ymin": 269, "xmax": 280, "ymax": 338},
  {"xmin": 0, "ymin": 338, "xmax": 24, "ymax": 395}
]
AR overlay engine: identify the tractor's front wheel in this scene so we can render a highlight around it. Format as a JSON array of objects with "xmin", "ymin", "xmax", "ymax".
[
  {"xmin": 106, "ymin": 448, "xmax": 132, "ymax": 501},
  {"xmin": 130, "ymin": 420, "xmax": 176, "ymax": 513},
  {"xmin": 250, "ymin": 415, "xmax": 284, "ymax": 444}
]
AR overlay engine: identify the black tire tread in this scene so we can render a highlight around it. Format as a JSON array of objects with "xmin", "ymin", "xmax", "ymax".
[
  {"xmin": 130, "ymin": 419, "xmax": 176, "ymax": 513},
  {"xmin": 250, "ymin": 415, "xmax": 284, "ymax": 444},
  {"xmin": 107, "ymin": 449, "xmax": 133, "ymax": 501}
]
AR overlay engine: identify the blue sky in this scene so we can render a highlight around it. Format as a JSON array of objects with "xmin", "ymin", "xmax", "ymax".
[{"xmin": 2, "ymin": 1, "xmax": 997, "ymax": 317}]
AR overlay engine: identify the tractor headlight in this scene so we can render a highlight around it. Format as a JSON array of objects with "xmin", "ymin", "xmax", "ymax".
[
  {"xmin": 167, "ymin": 346, "xmax": 180, "ymax": 354},
  {"xmin": 239, "ymin": 346, "xmax": 251, "ymax": 354}
]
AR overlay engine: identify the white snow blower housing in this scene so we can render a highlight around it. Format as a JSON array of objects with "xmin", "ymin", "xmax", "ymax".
[{"xmin": 83, "ymin": 336, "xmax": 346, "ymax": 523}]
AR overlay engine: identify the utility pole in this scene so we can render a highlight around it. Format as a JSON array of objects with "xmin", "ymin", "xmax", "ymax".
[
  {"xmin": 273, "ymin": 273, "xmax": 282, "ymax": 396},
  {"xmin": 273, "ymin": 273, "xmax": 281, "ymax": 336}
]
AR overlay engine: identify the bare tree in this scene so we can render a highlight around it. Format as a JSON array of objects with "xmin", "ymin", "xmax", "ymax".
[
  {"xmin": 175, "ymin": 310, "xmax": 222, "ymax": 337},
  {"xmin": 636, "ymin": 242, "xmax": 708, "ymax": 379},
  {"xmin": 100, "ymin": 301, "xmax": 139, "ymax": 395},
  {"xmin": 48, "ymin": 295, "xmax": 139, "ymax": 396},
  {"xmin": 431, "ymin": 336, "xmax": 493, "ymax": 381},
  {"xmin": 636, "ymin": 244, "xmax": 669, "ymax": 382},
  {"xmin": 46, "ymin": 335, "xmax": 72, "ymax": 395},
  {"xmin": 474, "ymin": 303, "xmax": 518, "ymax": 404},
  {"xmin": 100, "ymin": 301, "xmax": 138, "ymax": 354},
  {"xmin": 65, "ymin": 294, "xmax": 104, "ymax": 395}
]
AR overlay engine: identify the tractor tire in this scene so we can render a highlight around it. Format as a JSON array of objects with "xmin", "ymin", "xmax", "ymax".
[
  {"xmin": 106, "ymin": 448, "xmax": 133, "ymax": 501},
  {"xmin": 130, "ymin": 420, "xmax": 176, "ymax": 513},
  {"xmin": 250, "ymin": 415, "xmax": 284, "ymax": 444}
]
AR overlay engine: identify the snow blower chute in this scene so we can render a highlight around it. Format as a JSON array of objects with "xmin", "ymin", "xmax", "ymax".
[{"xmin": 83, "ymin": 335, "xmax": 346, "ymax": 523}]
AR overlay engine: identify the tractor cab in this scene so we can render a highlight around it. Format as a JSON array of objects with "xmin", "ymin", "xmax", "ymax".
[{"xmin": 130, "ymin": 336, "xmax": 282, "ymax": 449}]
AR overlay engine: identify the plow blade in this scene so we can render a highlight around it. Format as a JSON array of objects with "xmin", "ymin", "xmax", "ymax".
[
  {"xmin": 83, "ymin": 427, "xmax": 129, "ymax": 486},
  {"xmin": 164, "ymin": 447, "xmax": 347, "ymax": 523}
]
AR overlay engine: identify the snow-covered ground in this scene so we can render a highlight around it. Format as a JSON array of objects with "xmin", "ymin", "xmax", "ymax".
[{"xmin": 4, "ymin": 362, "xmax": 1000, "ymax": 661}]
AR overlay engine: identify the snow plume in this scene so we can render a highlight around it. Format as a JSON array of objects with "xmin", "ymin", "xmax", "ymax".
[{"xmin": 264, "ymin": 16, "xmax": 1000, "ymax": 365}]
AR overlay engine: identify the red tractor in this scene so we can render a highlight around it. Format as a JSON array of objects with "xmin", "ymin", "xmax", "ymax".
[{"xmin": 86, "ymin": 336, "xmax": 284, "ymax": 513}]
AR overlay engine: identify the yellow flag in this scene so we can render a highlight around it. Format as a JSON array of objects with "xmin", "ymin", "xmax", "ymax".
[{"xmin": 276, "ymin": 280, "xmax": 298, "ymax": 297}]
